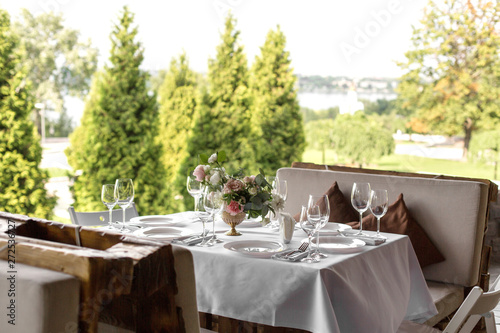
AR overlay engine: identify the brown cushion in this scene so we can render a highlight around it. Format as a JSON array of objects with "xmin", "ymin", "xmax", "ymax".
[
  {"xmin": 293, "ymin": 181, "xmax": 359, "ymax": 223},
  {"xmin": 347, "ymin": 193, "xmax": 445, "ymax": 268}
]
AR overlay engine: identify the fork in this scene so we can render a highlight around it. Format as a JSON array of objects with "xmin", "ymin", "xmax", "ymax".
[{"xmin": 284, "ymin": 242, "xmax": 309, "ymax": 258}]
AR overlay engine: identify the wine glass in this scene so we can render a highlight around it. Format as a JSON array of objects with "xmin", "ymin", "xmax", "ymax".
[
  {"xmin": 309, "ymin": 194, "xmax": 329, "ymax": 259},
  {"xmin": 114, "ymin": 178, "xmax": 134, "ymax": 232},
  {"xmin": 101, "ymin": 184, "xmax": 117, "ymax": 229},
  {"xmin": 369, "ymin": 189, "xmax": 388, "ymax": 238},
  {"xmin": 300, "ymin": 204, "xmax": 320, "ymax": 263},
  {"xmin": 200, "ymin": 185, "xmax": 224, "ymax": 247},
  {"xmin": 187, "ymin": 174, "xmax": 203, "ymax": 211},
  {"xmin": 351, "ymin": 182, "xmax": 371, "ymax": 236},
  {"xmin": 195, "ymin": 194, "xmax": 210, "ymax": 242}
]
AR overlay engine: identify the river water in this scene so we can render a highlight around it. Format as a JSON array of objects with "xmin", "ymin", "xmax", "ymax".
[{"xmin": 297, "ymin": 92, "xmax": 396, "ymax": 110}]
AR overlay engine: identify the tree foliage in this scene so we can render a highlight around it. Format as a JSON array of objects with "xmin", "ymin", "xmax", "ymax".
[
  {"xmin": 397, "ymin": 0, "xmax": 500, "ymax": 158},
  {"xmin": 13, "ymin": 9, "xmax": 97, "ymax": 133},
  {"xmin": 66, "ymin": 7, "xmax": 167, "ymax": 214},
  {"xmin": 330, "ymin": 113, "xmax": 394, "ymax": 167},
  {"xmin": 0, "ymin": 9, "xmax": 56, "ymax": 218},
  {"xmin": 185, "ymin": 14, "xmax": 252, "ymax": 176},
  {"xmin": 157, "ymin": 52, "xmax": 199, "ymax": 212},
  {"xmin": 249, "ymin": 26, "xmax": 305, "ymax": 174},
  {"xmin": 469, "ymin": 130, "xmax": 500, "ymax": 179}
]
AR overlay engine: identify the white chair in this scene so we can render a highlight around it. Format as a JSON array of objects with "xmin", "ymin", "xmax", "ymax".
[
  {"xmin": 68, "ymin": 203, "xmax": 139, "ymax": 226},
  {"xmin": 398, "ymin": 274, "xmax": 500, "ymax": 333}
]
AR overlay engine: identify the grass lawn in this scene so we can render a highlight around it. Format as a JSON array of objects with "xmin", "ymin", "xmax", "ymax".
[
  {"xmin": 44, "ymin": 167, "xmax": 71, "ymax": 178},
  {"xmin": 302, "ymin": 148, "xmax": 498, "ymax": 181}
]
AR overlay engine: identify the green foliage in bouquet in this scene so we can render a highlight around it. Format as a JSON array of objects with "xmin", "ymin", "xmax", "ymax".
[
  {"xmin": 0, "ymin": 9, "xmax": 56, "ymax": 218},
  {"xmin": 66, "ymin": 7, "xmax": 168, "ymax": 214}
]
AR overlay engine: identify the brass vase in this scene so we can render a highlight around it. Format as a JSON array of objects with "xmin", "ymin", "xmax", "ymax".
[{"xmin": 221, "ymin": 211, "xmax": 246, "ymax": 236}]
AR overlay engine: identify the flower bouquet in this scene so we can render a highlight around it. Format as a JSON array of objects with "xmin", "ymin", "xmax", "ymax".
[{"xmin": 193, "ymin": 151, "xmax": 282, "ymax": 235}]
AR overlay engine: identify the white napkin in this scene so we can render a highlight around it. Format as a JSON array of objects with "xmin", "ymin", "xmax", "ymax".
[
  {"xmin": 341, "ymin": 230, "xmax": 386, "ymax": 246},
  {"xmin": 279, "ymin": 212, "xmax": 295, "ymax": 244}
]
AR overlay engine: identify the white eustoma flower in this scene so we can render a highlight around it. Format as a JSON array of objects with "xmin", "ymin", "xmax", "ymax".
[
  {"xmin": 248, "ymin": 187, "xmax": 258, "ymax": 195},
  {"xmin": 210, "ymin": 171, "xmax": 221, "ymax": 185},
  {"xmin": 208, "ymin": 153, "xmax": 217, "ymax": 164},
  {"xmin": 271, "ymin": 194, "xmax": 285, "ymax": 211}
]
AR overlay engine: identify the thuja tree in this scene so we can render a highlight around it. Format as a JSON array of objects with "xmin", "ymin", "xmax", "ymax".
[
  {"xmin": 157, "ymin": 52, "xmax": 199, "ymax": 212},
  {"xmin": 249, "ymin": 26, "xmax": 305, "ymax": 175},
  {"xmin": 185, "ymin": 14, "xmax": 253, "ymax": 175},
  {"xmin": 0, "ymin": 9, "xmax": 56, "ymax": 218},
  {"xmin": 66, "ymin": 7, "xmax": 167, "ymax": 214}
]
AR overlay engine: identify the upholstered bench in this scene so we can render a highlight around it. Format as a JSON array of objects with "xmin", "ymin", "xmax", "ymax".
[
  {"xmin": 277, "ymin": 164, "xmax": 496, "ymax": 327},
  {"xmin": 0, "ymin": 260, "xmax": 81, "ymax": 333}
]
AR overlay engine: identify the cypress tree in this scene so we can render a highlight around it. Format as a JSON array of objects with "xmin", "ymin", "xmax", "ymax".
[
  {"xmin": 186, "ymin": 14, "xmax": 253, "ymax": 175},
  {"xmin": 0, "ymin": 9, "xmax": 56, "ymax": 218},
  {"xmin": 249, "ymin": 26, "xmax": 305, "ymax": 175},
  {"xmin": 158, "ymin": 52, "xmax": 199, "ymax": 212},
  {"xmin": 66, "ymin": 7, "xmax": 167, "ymax": 214}
]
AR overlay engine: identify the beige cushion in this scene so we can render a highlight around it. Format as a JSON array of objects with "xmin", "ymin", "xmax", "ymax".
[
  {"xmin": 424, "ymin": 281, "xmax": 464, "ymax": 327},
  {"xmin": 172, "ymin": 245, "xmax": 202, "ymax": 333},
  {"xmin": 277, "ymin": 167, "xmax": 489, "ymax": 286},
  {"xmin": 0, "ymin": 260, "xmax": 80, "ymax": 333}
]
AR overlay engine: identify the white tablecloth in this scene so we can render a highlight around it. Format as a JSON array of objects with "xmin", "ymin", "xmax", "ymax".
[{"xmin": 168, "ymin": 213, "xmax": 437, "ymax": 333}]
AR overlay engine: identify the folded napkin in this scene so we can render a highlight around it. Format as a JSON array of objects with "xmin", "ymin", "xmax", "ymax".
[
  {"xmin": 171, "ymin": 234, "xmax": 205, "ymax": 246},
  {"xmin": 272, "ymin": 249, "xmax": 309, "ymax": 262},
  {"xmin": 341, "ymin": 231, "xmax": 386, "ymax": 246}
]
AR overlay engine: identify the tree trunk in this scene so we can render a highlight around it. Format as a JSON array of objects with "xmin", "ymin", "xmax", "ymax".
[{"xmin": 462, "ymin": 118, "xmax": 473, "ymax": 161}]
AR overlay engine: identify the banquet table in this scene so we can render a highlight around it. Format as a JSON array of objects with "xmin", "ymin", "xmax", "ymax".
[{"xmin": 132, "ymin": 212, "xmax": 438, "ymax": 333}]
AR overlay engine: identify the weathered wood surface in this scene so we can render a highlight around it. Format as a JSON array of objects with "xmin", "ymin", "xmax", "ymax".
[
  {"xmin": 199, "ymin": 313, "xmax": 310, "ymax": 333},
  {"xmin": 0, "ymin": 214, "xmax": 184, "ymax": 332}
]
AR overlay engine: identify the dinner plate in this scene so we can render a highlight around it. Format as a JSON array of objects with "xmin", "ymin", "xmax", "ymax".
[
  {"xmin": 312, "ymin": 236, "xmax": 365, "ymax": 253},
  {"xmin": 129, "ymin": 215, "xmax": 177, "ymax": 227},
  {"xmin": 318, "ymin": 222, "xmax": 352, "ymax": 235},
  {"xmin": 224, "ymin": 240, "xmax": 287, "ymax": 258},
  {"xmin": 133, "ymin": 227, "xmax": 193, "ymax": 240},
  {"xmin": 237, "ymin": 216, "xmax": 263, "ymax": 228}
]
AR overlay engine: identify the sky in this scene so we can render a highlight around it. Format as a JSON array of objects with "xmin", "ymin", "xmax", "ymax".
[{"xmin": 1, "ymin": 0, "xmax": 428, "ymax": 79}]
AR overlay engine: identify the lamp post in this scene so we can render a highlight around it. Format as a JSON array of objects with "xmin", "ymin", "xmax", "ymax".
[{"xmin": 34, "ymin": 103, "xmax": 45, "ymax": 144}]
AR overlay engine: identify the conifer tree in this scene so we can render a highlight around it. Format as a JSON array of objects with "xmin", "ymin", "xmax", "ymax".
[
  {"xmin": 185, "ymin": 14, "xmax": 253, "ymax": 175},
  {"xmin": 158, "ymin": 52, "xmax": 199, "ymax": 212},
  {"xmin": 66, "ymin": 7, "xmax": 167, "ymax": 214},
  {"xmin": 0, "ymin": 9, "xmax": 56, "ymax": 218},
  {"xmin": 249, "ymin": 26, "xmax": 305, "ymax": 174}
]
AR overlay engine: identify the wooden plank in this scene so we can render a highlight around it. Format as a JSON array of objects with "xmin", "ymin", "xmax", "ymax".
[{"xmin": 0, "ymin": 218, "xmax": 184, "ymax": 332}]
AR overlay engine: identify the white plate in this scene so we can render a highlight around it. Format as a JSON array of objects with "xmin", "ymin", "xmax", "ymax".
[
  {"xmin": 129, "ymin": 215, "xmax": 177, "ymax": 227},
  {"xmin": 133, "ymin": 227, "xmax": 193, "ymax": 240},
  {"xmin": 238, "ymin": 216, "xmax": 263, "ymax": 228},
  {"xmin": 224, "ymin": 240, "xmax": 287, "ymax": 258},
  {"xmin": 312, "ymin": 236, "xmax": 365, "ymax": 253},
  {"xmin": 318, "ymin": 223, "xmax": 352, "ymax": 235}
]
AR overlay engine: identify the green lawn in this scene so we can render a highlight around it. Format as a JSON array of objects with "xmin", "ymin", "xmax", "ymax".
[
  {"xmin": 302, "ymin": 148, "xmax": 498, "ymax": 181},
  {"xmin": 44, "ymin": 167, "xmax": 70, "ymax": 178}
]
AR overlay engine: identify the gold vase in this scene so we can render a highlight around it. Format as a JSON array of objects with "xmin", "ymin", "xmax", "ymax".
[{"xmin": 221, "ymin": 211, "xmax": 246, "ymax": 236}]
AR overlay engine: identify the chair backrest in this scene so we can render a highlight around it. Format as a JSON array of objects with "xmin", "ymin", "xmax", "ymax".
[
  {"xmin": 443, "ymin": 274, "xmax": 500, "ymax": 333},
  {"xmin": 68, "ymin": 203, "xmax": 139, "ymax": 226}
]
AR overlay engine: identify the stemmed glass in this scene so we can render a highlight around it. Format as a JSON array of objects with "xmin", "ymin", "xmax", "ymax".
[
  {"xmin": 101, "ymin": 184, "xmax": 117, "ymax": 229},
  {"xmin": 351, "ymin": 182, "xmax": 371, "ymax": 236},
  {"xmin": 200, "ymin": 185, "xmax": 223, "ymax": 247},
  {"xmin": 270, "ymin": 178, "xmax": 288, "ymax": 227},
  {"xmin": 369, "ymin": 189, "xmax": 388, "ymax": 238},
  {"xmin": 187, "ymin": 174, "xmax": 203, "ymax": 211},
  {"xmin": 114, "ymin": 178, "xmax": 134, "ymax": 232},
  {"xmin": 195, "ymin": 194, "xmax": 210, "ymax": 241},
  {"xmin": 309, "ymin": 194, "xmax": 329, "ymax": 259},
  {"xmin": 300, "ymin": 204, "xmax": 320, "ymax": 263}
]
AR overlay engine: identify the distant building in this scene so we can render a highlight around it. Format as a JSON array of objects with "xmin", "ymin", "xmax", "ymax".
[{"xmin": 339, "ymin": 81, "xmax": 364, "ymax": 115}]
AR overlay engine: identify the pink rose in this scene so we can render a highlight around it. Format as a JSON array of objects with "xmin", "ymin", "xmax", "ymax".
[
  {"xmin": 243, "ymin": 175, "xmax": 256, "ymax": 184},
  {"xmin": 224, "ymin": 178, "xmax": 245, "ymax": 194},
  {"xmin": 226, "ymin": 200, "xmax": 244, "ymax": 216},
  {"xmin": 193, "ymin": 165, "xmax": 206, "ymax": 182}
]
